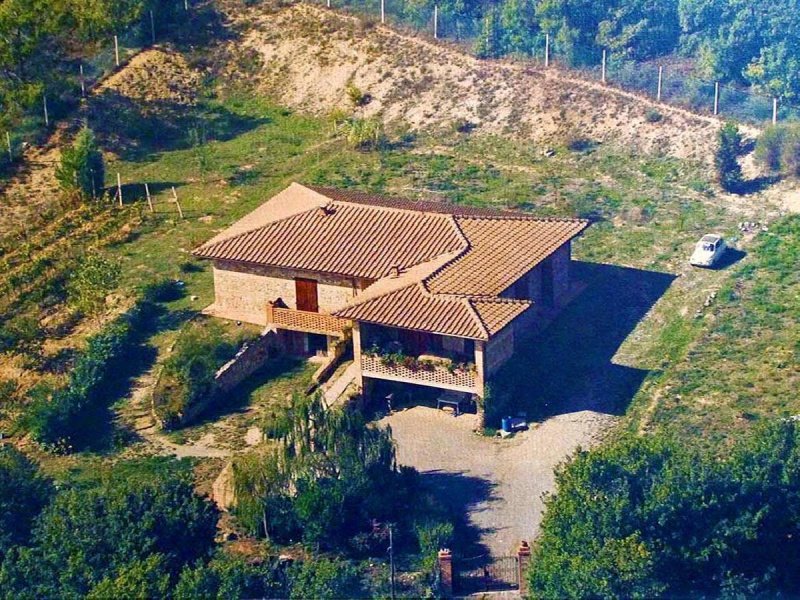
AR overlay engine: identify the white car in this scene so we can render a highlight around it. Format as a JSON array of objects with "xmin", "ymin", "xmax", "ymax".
[{"xmin": 690, "ymin": 234, "xmax": 727, "ymax": 267}]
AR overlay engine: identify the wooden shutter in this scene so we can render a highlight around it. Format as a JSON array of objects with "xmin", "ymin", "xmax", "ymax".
[{"xmin": 295, "ymin": 278, "xmax": 319, "ymax": 313}]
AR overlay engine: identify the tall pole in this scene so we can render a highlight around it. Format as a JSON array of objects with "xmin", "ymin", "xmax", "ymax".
[
  {"xmin": 117, "ymin": 173, "xmax": 123, "ymax": 207},
  {"xmin": 327, "ymin": 0, "xmax": 330, "ymax": 7},
  {"xmin": 657, "ymin": 65, "xmax": 663, "ymax": 101},
  {"xmin": 714, "ymin": 82, "xmax": 719, "ymax": 116},
  {"xmin": 43, "ymin": 94, "xmax": 49, "ymax": 127},
  {"xmin": 150, "ymin": 10, "xmax": 156, "ymax": 44},
  {"xmin": 773, "ymin": 97, "xmax": 778, "ymax": 124},
  {"xmin": 601, "ymin": 49, "xmax": 606, "ymax": 84},
  {"xmin": 545, "ymin": 33, "xmax": 550, "ymax": 68},
  {"xmin": 114, "ymin": 35, "xmax": 120, "ymax": 67},
  {"xmin": 433, "ymin": 5, "xmax": 438, "ymax": 39},
  {"xmin": 79, "ymin": 64, "xmax": 86, "ymax": 98},
  {"xmin": 6, "ymin": 132, "xmax": 12, "ymax": 162},
  {"xmin": 381, "ymin": 0, "xmax": 385, "ymax": 24},
  {"xmin": 389, "ymin": 525, "xmax": 395, "ymax": 600}
]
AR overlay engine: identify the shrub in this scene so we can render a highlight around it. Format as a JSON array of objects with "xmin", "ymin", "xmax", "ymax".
[
  {"xmin": 289, "ymin": 557, "xmax": 361, "ymax": 600},
  {"xmin": 55, "ymin": 127, "xmax": 105, "ymax": 201},
  {"xmin": 780, "ymin": 126, "xmax": 800, "ymax": 177},
  {"xmin": 66, "ymin": 253, "xmax": 121, "ymax": 314},
  {"xmin": 20, "ymin": 299, "xmax": 157, "ymax": 450},
  {"xmin": 345, "ymin": 83, "xmax": 368, "ymax": 107},
  {"xmin": 755, "ymin": 124, "xmax": 788, "ymax": 171},
  {"xmin": 342, "ymin": 117, "xmax": 387, "ymax": 150},
  {"xmin": 645, "ymin": 109, "xmax": 663, "ymax": 123},
  {"xmin": 715, "ymin": 122, "xmax": 743, "ymax": 192},
  {"xmin": 152, "ymin": 323, "xmax": 237, "ymax": 429}
]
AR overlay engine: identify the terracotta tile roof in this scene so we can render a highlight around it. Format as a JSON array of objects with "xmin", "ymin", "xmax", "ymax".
[
  {"xmin": 196, "ymin": 183, "xmax": 589, "ymax": 339},
  {"xmin": 194, "ymin": 200, "xmax": 465, "ymax": 280},
  {"xmin": 335, "ymin": 283, "xmax": 531, "ymax": 340},
  {"xmin": 426, "ymin": 217, "xmax": 589, "ymax": 296}
]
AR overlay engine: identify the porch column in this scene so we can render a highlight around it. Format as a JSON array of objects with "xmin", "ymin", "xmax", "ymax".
[
  {"xmin": 438, "ymin": 548, "xmax": 453, "ymax": 597},
  {"xmin": 352, "ymin": 321, "xmax": 364, "ymax": 392},
  {"xmin": 474, "ymin": 340, "xmax": 486, "ymax": 398},
  {"xmin": 517, "ymin": 540, "xmax": 532, "ymax": 595}
]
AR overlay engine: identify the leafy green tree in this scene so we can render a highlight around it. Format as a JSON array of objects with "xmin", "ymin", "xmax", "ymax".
[
  {"xmin": 474, "ymin": 7, "xmax": 504, "ymax": 59},
  {"xmin": 0, "ymin": 474, "xmax": 218, "ymax": 598},
  {"xmin": 499, "ymin": 0, "xmax": 537, "ymax": 55},
  {"xmin": 289, "ymin": 557, "xmax": 361, "ymax": 600},
  {"xmin": 55, "ymin": 127, "xmax": 105, "ymax": 201},
  {"xmin": 597, "ymin": 0, "xmax": 680, "ymax": 61},
  {"xmin": 715, "ymin": 121, "xmax": 743, "ymax": 192},
  {"xmin": 233, "ymin": 395, "xmax": 407, "ymax": 551},
  {"xmin": 0, "ymin": 447, "xmax": 53, "ymax": 559},
  {"xmin": 529, "ymin": 422, "xmax": 800, "ymax": 597},
  {"xmin": 86, "ymin": 555, "xmax": 171, "ymax": 600},
  {"xmin": 175, "ymin": 555, "xmax": 289, "ymax": 600},
  {"xmin": 65, "ymin": 252, "xmax": 120, "ymax": 314}
]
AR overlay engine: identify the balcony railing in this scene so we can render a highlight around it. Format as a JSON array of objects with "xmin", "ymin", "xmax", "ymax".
[
  {"xmin": 267, "ymin": 305, "xmax": 351, "ymax": 337},
  {"xmin": 361, "ymin": 354, "xmax": 477, "ymax": 393}
]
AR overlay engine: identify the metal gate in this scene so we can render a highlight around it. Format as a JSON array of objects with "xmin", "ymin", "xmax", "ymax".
[{"xmin": 455, "ymin": 555, "xmax": 519, "ymax": 594}]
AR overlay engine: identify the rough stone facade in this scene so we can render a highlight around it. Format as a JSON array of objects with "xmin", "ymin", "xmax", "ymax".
[{"xmin": 211, "ymin": 260, "xmax": 368, "ymax": 325}]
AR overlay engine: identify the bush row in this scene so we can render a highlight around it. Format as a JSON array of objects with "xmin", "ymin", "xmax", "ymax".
[{"xmin": 19, "ymin": 281, "xmax": 178, "ymax": 451}]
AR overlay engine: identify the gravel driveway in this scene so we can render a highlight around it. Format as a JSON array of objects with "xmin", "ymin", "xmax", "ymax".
[{"xmin": 379, "ymin": 407, "xmax": 616, "ymax": 557}]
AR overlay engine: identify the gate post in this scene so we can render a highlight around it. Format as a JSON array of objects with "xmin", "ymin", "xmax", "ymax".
[
  {"xmin": 517, "ymin": 540, "xmax": 531, "ymax": 595},
  {"xmin": 438, "ymin": 548, "xmax": 453, "ymax": 597}
]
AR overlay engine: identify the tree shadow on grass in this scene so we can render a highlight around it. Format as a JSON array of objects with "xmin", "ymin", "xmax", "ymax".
[
  {"xmin": 491, "ymin": 261, "xmax": 676, "ymax": 423},
  {"xmin": 88, "ymin": 92, "xmax": 271, "ymax": 163},
  {"xmin": 419, "ymin": 470, "xmax": 497, "ymax": 563}
]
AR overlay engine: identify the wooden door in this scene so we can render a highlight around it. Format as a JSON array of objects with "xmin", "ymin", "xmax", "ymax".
[{"xmin": 295, "ymin": 278, "xmax": 319, "ymax": 312}]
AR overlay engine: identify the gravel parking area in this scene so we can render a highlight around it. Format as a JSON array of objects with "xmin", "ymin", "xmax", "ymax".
[{"xmin": 379, "ymin": 407, "xmax": 616, "ymax": 557}]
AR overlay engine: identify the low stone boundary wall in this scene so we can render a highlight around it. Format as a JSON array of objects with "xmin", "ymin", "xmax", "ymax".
[{"xmin": 215, "ymin": 329, "xmax": 281, "ymax": 394}]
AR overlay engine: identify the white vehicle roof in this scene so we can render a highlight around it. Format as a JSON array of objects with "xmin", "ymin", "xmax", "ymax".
[{"xmin": 700, "ymin": 234, "xmax": 722, "ymax": 243}]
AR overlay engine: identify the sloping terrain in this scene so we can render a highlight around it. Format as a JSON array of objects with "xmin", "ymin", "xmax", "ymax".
[{"xmin": 231, "ymin": 3, "xmax": 728, "ymax": 163}]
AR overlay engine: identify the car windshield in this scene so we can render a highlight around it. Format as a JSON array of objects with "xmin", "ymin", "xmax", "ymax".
[{"xmin": 702, "ymin": 243, "xmax": 715, "ymax": 252}]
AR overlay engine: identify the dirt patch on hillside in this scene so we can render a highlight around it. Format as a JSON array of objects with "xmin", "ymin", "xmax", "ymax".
[
  {"xmin": 97, "ymin": 48, "xmax": 201, "ymax": 105},
  {"xmin": 230, "ymin": 3, "xmax": 732, "ymax": 163}
]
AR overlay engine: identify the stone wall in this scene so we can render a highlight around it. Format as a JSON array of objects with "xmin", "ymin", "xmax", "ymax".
[
  {"xmin": 486, "ymin": 326, "xmax": 514, "ymax": 376},
  {"xmin": 214, "ymin": 330, "xmax": 281, "ymax": 394},
  {"xmin": 551, "ymin": 241, "xmax": 571, "ymax": 306},
  {"xmin": 211, "ymin": 260, "xmax": 366, "ymax": 325}
]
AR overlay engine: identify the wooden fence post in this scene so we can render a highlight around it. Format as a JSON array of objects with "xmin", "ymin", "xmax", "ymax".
[
  {"xmin": 150, "ymin": 10, "xmax": 156, "ymax": 44},
  {"xmin": 714, "ymin": 81, "xmax": 719, "ymax": 116},
  {"xmin": 116, "ymin": 173, "xmax": 123, "ymax": 207},
  {"xmin": 114, "ymin": 35, "xmax": 120, "ymax": 67},
  {"xmin": 381, "ymin": 0, "xmax": 385, "ymax": 23},
  {"xmin": 545, "ymin": 33, "xmax": 550, "ymax": 68},
  {"xmin": 657, "ymin": 65, "xmax": 663, "ymax": 101},
  {"xmin": 433, "ymin": 5, "xmax": 438, "ymax": 39},
  {"xmin": 773, "ymin": 97, "xmax": 778, "ymax": 124},
  {"xmin": 80, "ymin": 64, "xmax": 86, "ymax": 98},
  {"xmin": 43, "ymin": 94, "xmax": 49, "ymax": 127},
  {"xmin": 6, "ymin": 132, "xmax": 12, "ymax": 162},
  {"xmin": 144, "ymin": 182, "xmax": 154, "ymax": 212},
  {"xmin": 171, "ymin": 186, "xmax": 184, "ymax": 218},
  {"xmin": 601, "ymin": 49, "xmax": 606, "ymax": 84}
]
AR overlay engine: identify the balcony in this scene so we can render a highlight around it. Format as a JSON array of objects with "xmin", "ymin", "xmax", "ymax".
[
  {"xmin": 361, "ymin": 354, "xmax": 478, "ymax": 394},
  {"xmin": 267, "ymin": 304, "xmax": 351, "ymax": 338}
]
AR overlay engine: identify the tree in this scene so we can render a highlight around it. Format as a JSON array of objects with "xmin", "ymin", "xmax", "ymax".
[
  {"xmin": 0, "ymin": 447, "xmax": 53, "ymax": 559},
  {"xmin": 0, "ymin": 474, "xmax": 218, "ymax": 598},
  {"xmin": 233, "ymin": 395, "xmax": 407, "ymax": 550},
  {"xmin": 65, "ymin": 252, "xmax": 120, "ymax": 314},
  {"xmin": 529, "ymin": 423, "xmax": 800, "ymax": 597},
  {"xmin": 474, "ymin": 7, "xmax": 504, "ymax": 59},
  {"xmin": 55, "ymin": 127, "xmax": 105, "ymax": 201},
  {"xmin": 715, "ymin": 122, "xmax": 742, "ymax": 192},
  {"xmin": 289, "ymin": 557, "xmax": 361, "ymax": 600}
]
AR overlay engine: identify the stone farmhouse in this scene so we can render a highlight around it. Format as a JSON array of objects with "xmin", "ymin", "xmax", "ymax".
[{"xmin": 193, "ymin": 183, "xmax": 589, "ymax": 404}]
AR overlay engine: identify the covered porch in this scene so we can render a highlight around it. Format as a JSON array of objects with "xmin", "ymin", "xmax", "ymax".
[{"xmin": 353, "ymin": 322, "xmax": 486, "ymax": 397}]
